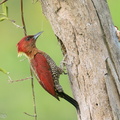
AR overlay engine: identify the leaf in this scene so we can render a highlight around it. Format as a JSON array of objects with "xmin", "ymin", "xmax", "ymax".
[
  {"xmin": 4, "ymin": 5, "xmax": 8, "ymax": 17},
  {"xmin": 2, "ymin": 3, "xmax": 8, "ymax": 16},
  {"xmin": 2, "ymin": 3, "xmax": 5, "ymax": 12},
  {"xmin": 2, "ymin": 3, "xmax": 6, "ymax": 13},
  {"xmin": 0, "ymin": 68, "xmax": 9, "ymax": 75},
  {"xmin": 0, "ymin": 17, "xmax": 7, "ymax": 21}
]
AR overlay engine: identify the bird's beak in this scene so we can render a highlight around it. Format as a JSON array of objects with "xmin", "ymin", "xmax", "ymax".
[{"xmin": 33, "ymin": 31, "xmax": 43, "ymax": 40}]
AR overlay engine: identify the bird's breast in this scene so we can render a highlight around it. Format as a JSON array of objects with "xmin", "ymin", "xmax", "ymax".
[{"xmin": 30, "ymin": 53, "xmax": 58, "ymax": 98}]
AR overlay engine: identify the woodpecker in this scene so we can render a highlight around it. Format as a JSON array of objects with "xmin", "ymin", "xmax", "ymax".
[{"xmin": 17, "ymin": 32, "xmax": 79, "ymax": 111}]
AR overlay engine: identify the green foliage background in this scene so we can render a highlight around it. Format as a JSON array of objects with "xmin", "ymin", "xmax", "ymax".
[{"xmin": 0, "ymin": 0, "xmax": 119, "ymax": 120}]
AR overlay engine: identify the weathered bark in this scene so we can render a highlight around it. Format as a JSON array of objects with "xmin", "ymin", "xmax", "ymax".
[{"xmin": 40, "ymin": 0, "xmax": 120, "ymax": 120}]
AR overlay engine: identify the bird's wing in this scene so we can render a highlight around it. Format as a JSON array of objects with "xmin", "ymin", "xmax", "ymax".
[{"xmin": 31, "ymin": 53, "xmax": 58, "ymax": 98}]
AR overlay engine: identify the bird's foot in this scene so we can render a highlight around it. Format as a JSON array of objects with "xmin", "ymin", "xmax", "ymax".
[
  {"xmin": 115, "ymin": 26, "xmax": 120, "ymax": 41},
  {"xmin": 59, "ymin": 54, "xmax": 69, "ymax": 75}
]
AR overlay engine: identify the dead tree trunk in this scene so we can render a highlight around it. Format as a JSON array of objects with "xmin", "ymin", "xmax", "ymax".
[{"xmin": 40, "ymin": 0, "xmax": 120, "ymax": 120}]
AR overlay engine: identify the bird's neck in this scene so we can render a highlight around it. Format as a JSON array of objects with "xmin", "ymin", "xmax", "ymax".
[{"xmin": 25, "ymin": 47, "xmax": 42, "ymax": 59}]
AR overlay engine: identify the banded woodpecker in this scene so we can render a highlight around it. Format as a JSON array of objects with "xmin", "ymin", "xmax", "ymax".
[{"xmin": 17, "ymin": 32, "xmax": 79, "ymax": 111}]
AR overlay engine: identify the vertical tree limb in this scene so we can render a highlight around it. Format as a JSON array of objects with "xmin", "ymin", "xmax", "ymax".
[{"xmin": 40, "ymin": 0, "xmax": 120, "ymax": 120}]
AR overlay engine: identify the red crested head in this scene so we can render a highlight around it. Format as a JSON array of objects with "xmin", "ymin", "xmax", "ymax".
[{"xmin": 17, "ymin": 32, "xmax": 43, "ymax": 57}]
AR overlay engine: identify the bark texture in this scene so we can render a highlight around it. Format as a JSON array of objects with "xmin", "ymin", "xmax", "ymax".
[{"xmin": 40, "ymin": 0, "xmax": 120, "ymax": 120}]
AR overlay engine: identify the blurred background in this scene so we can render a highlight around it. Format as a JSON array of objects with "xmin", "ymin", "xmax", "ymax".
[{"xmin": 0, "ymin": 0, "xmax": 119, "ymax": 120}]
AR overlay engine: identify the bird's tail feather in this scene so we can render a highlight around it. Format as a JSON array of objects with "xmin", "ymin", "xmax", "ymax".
[{"xmin": 57, "ymin": 91, "xmax": 80, "ymax": 111}]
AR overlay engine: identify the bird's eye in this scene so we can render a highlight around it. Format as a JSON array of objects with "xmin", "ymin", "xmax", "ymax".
[{"xmin": 26, "ymin": 37, "xmax": 31, "ymax": 41}]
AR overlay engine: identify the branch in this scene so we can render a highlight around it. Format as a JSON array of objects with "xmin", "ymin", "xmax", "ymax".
[
  {"xmin": 20, "ymin": 0, "xmax": 27, "ymax": 36},
  {"xmin": 30, "ymin": 68, "xmax": 37, "ymax": 120},
  {"xmin": 0, "ymin": 0, "xmax": 8, "ymax": 5},
  {"xmin": 20, "ymin": 0, "xmax": 37, "ymax": 120},
  {"xmin": 8, "ymin": 77, "xmax": 32, "ymax": 83}
]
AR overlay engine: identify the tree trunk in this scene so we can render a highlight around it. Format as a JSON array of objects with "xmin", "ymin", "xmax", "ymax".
[{"xmin": 40, "ymin": 0, "xmax": 120, "ymax": 120}]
